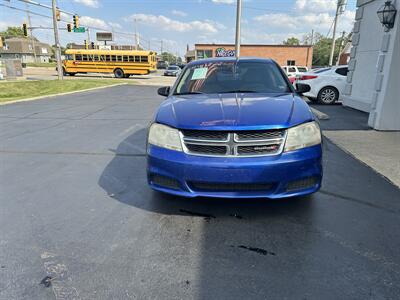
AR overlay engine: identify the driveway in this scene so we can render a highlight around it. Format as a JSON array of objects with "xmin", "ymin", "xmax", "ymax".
[{"xmin": 1, "ymin": 85, "xmax": 400, "ymax": 299}]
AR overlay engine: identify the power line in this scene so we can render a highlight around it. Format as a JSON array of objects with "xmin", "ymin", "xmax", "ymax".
[
  {"xmin": 15, "ymin": 0, "xmax": 75, "ymax": 16},
  {"xmin": 1, "ymin": 1, "xmax": 183, "ymax": 54}
]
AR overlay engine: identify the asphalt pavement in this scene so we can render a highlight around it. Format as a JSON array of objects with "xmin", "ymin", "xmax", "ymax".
[{"xmin": 1, "ymin": 85, "xmax": 400, "ymax": 300}]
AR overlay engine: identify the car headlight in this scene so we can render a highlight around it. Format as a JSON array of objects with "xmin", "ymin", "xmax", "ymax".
[
  {"xmin": 148, "ymin": 123, "xmax": 183, "ymax": 151},
  {"xmin": 284, "ymin": 121, "xmax": 321, "ymax": 152}
]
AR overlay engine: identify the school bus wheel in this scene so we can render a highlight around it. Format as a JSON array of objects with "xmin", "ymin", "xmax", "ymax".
[{"xmin": 114, "ymin": 68, "xmax": 124, "ymax": 78}]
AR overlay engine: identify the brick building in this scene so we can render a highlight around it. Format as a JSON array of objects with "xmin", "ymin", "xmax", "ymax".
[{"xmin": 189, "ymin": 44, "xmax": 313, "ymax": 67}]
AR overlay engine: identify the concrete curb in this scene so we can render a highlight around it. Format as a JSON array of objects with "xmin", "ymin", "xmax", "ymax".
[
  {"xmin": 310, "ymin": 107, "xmax": 330, "ymax": 120},
  {"xmin": 0, "ymin": 83, "xmax": 128, "ymax": 106}
]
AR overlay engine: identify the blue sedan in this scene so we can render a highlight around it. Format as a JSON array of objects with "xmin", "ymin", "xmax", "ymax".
[{"xmin": 147, "ymin": 57, "xmax": 322, "ymax": 199}]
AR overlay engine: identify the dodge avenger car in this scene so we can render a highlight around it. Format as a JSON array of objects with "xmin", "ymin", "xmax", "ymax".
[{"xmin": 147, "ymin": 57, "xmax": 322, "ymax": 199}]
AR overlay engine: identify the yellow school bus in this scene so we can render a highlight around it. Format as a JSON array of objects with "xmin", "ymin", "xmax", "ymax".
[{"xmin": 63, "ymin": 49, "xmax": 157, "ymax": 78}]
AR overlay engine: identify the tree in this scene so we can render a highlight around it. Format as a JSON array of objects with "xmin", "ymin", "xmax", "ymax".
[
  {"xmin": 303, "ymin": 32, "xmax": 350, "ymax": 67},
  {"xmin": 283, "ymin": 37, "xmax": 300, "ymax": 46},
  {"xmin": 0, "ymin": 26, "xmax": 27, "ymax": 39},
  {"xmin": 160, "ymin": 52, "xmax": 178, "ymax": 64}
]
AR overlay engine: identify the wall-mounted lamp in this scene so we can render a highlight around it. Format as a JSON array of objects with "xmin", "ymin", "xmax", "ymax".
[{"xmin": 377, "ymin": 1, "xmax": 397, "ymax": 31}]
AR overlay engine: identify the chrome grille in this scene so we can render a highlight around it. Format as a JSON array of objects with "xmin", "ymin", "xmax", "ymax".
[{"xmin": 181, "ymin": 129, "xmax": 286, "ymax": 157}]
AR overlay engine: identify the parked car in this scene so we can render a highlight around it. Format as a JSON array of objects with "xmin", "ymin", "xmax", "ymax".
[
  {"xmin": 157, "ymin": 61, "xmax": 169, "ymax": 69},
  {"xmin": 147, "ymin": 58, "xmax": 323, "ymax": 199},
  {"xmin": 282, "ymin": 65, "xmax": 308, "ymax": 82},
  {"xmin": 296, "ymin": 66, "xmax": 348, "ymax": 104},
  {"xmin": 164, "ymin": 65, "xmax": 181, "ymax": 77}
]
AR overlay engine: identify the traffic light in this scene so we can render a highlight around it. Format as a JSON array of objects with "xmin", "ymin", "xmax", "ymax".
[
  {"xmin": 84, "ymin": 39, "xmax": 88, "ymax": 49},
  {"xmin": 73, "ymin": 15, "xmax": 79, "ymax": 28},
  {"xmin": 22, "ymin": 23, "xmax": 28, "ymax": 37},
  {"xmin": 56, "ymin": 8, "xmax": 61, "ymax": 21},
  {"xmin": 91, "ymin": 42, "xmax": 95, "ymax": 49},
  {"xmin": 67, "ymin": 24, "xmax": 72, "ymax": 32}
]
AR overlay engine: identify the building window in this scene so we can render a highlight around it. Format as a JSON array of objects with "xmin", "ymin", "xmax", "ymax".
[
  {"xmin": 196, "ymin": 50, "xmax": 212, "ymax": 59},
  {"xmin": 4, "ymin": 43, "xmax": 9, "ymax": 50},
  {"xmin": 287, "ymin": 60, "xmax": 296, "ymax": 66},
  {"xmin": 28, "ymin": 44, "xmax": 33, "ymax": 50}
]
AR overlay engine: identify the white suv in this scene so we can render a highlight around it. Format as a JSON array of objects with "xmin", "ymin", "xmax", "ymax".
[{"xmin": 282, "ymin": 66, "xmax": 308, "ymax": 80}]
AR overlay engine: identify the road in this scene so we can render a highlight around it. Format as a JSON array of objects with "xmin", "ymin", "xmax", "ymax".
[
  {"xmin": 1, "ymin": 85, "xmax": 400, "ymax": 300},
  {"xmin": 22, "ymin": 67, "xmax": 177, "ymax": 86}
]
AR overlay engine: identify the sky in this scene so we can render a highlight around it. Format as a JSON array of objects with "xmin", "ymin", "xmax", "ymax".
[{"xmin": 1, "ymin": 0, "xmax": 357, "ymax": 57}]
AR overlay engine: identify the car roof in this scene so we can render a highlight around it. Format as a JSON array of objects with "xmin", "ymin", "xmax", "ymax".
[{"xmin": 187, "ymin": 57, "xmax": 276, "ymax": 67}]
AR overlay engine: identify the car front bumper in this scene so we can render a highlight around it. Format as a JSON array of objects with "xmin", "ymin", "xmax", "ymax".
[{"xmin": 147, "ymin": 144, "xmax": 323, "ymax": 199}]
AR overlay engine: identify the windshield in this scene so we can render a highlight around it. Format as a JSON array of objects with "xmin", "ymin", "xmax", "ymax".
[
  {"xmin": 168, "ymin": 66, "xmax": 179, "ymax": 70},
  {"xmin": 174, "ymin": 61, "xmax": 291, "ymax": 95},
  {"xmin": 298, "ymin": 67, "xmax": 308, "ymax": 72}
]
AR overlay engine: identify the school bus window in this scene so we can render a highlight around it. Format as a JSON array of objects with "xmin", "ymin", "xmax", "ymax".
[
  {"xmin": 82, "ymin": 54, "xmax": 88, "ymax": 61},
  {"xmin": 93, "ymin": 55, "xmax": 99, "ymax": 61},
  {"xmin": 135, "ymin": 56, "xmax": 140, "ymax": 62},
  {"xmin": 105, "ymin": 55, "xmax": 111, "ymax": 61},
  {"xmin": 111, "ymin": 55, "xmax": 117, "ymax": 62},
  {"xmin": 141, "ymin": 56, "xmax": 148, "ymax": 62},
  {"xmin": 123, "ymin": 56, "xmax": 129, "ymax": 62},
  {"xmin": 75, "ymin": 54, "xmax": 82, "ymax": 61},
  {"xmin": 128, "ymin": 56, "xmax": 134, "ymax": 62},
  {"xmin": 117, "ymin": 55, "xmax": 123, "ymax": 61}
]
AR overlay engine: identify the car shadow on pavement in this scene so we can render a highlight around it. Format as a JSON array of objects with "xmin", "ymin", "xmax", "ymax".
[
  {"xmin": 98, "ymin": 128, "xmax": 316, "ymax": 221},
  {"xmin": 97, "ymin": 128, "xmax": 400, "ymax": 298}
]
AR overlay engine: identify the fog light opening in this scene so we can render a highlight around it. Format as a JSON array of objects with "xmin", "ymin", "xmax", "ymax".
[
  {"xmin": 150, "ymin": 174, "xmax": 180, "ymax": 190},
  {"xmin": 286, "ymin": 177, "xmax": 318, "ymax": 192}
]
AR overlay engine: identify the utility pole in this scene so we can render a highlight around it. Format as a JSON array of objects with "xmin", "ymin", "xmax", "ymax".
[
  {"xmin": 51, "ymin": 0, "xmax": 63, "ymax": 79},
  {"xmin": 336, "ymin": 31, "xmax": 346, "ymax": 65},
  {"xmin": 329, "ymin": 0, "xmax": 346, "ymax": 66},
  {"xmin": 234, "ymin": 0, "xmax": 242, "ymax": 58},
  {"xmin": 311, "ymin": 29, "xmax": 314, "ymax": 46},
  {"xmin": 86, "ymin": 27, "xmax": 91, "ymax": 45},
  {"xmin": 134, "ymin": 18, "xmax": 138, "ymax": 50},
  {"xmin": 24, "ymin": 0, "xmax": 37, "ymax": 63}
]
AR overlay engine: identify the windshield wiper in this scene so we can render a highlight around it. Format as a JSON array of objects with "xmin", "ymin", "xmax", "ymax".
[{"xmin": 174, "ymin": 91, "xmax": 204, "ymax": 95}]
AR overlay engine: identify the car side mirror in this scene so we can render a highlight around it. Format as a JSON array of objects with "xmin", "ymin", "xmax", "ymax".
[
  {"xmin": 157, "ymin": 86, "xmax": 170, "ymax": 97},
  {"xmin": 295, "ymin": 83, "xmax": 311, "ymax": 94}
]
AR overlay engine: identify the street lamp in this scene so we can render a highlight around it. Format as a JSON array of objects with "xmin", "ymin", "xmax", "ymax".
[{"xmin": 377, "ymin": 1, "xmax": 397, "ymax": 31}]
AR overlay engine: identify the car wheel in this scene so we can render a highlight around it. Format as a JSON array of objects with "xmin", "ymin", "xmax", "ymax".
[
  {"xmin": 114, "ymin": 68, "xmax": 124, "ymax": 79},
  {"xmin": 317, "ymin": 87, "xmax": 339, "ymax": 104}
]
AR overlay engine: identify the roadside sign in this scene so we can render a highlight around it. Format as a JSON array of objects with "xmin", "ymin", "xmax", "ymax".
[
  {"xmin": 73, "ymin": 27, "xmax": 86, "ymax": 33},
  {"xmin": 99, "ymin": 45, "xmax": 112, "ymax": 50},
  {"xmin": 96, "ymin": 32, "xmax": 113, "ymax": 41}
]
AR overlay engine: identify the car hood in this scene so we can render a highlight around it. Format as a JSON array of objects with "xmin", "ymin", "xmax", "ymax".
[{"xmin": 155, "ymin": 93, "xmax": 314, "ymax": 130}]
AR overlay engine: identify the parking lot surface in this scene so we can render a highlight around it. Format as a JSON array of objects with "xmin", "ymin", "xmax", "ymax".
[{"xmin": 1, "ymin": 85, "xmax": 400, "ymax": 299}]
